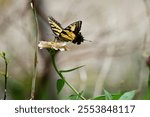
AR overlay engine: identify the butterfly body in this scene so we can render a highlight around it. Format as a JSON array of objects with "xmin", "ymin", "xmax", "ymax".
[{"xmin": 48, "ymin": 17, "xmax": 84, "ymax": 45}]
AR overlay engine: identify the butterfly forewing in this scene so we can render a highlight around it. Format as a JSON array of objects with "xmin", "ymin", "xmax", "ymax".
[
  {"xmin": 60, "ymin": 21, "xmax": 82, "ymax": 41},
  {"xmin": 60, "ymin": 30, "xmax": 76, "ymax": 41},
  {"xmin": 64, "ymin": 21, "xmax": 82, "ymax": 33},
  {"xmin": 48, "ymin": 17, "xmax": 63, "ymax": 36}
]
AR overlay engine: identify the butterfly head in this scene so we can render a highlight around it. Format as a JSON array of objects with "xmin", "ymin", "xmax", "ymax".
[{"xmin": 72, "ymin": 32, "xmax": 84, "ymax": 45}]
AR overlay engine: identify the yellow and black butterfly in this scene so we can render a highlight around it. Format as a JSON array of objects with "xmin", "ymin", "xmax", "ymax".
[{"xmin": 48, "ymin": 16, "xmax": 84, "ymax": 45}]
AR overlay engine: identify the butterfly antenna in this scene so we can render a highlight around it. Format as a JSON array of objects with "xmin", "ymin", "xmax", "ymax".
[{"xmin": 84, "ymin": 39, "xmax": 92, "ymax": 42}]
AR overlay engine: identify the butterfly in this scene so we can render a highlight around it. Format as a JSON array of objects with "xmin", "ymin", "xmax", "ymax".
[{"xmin": 48, "ymin": 16, "xmax": 84, "ymax": 45}]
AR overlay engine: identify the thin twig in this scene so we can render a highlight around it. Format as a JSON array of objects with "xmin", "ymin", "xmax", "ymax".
[
  {"xmin": 30, "ymin": 0, "xmax": 39, "ymax": 100},
  {"xmin": 143, "ymin": 0, "xmax": 150, "ymax": 99},
  {"xmin": 4, "ymin": 54, "xmax": 8, "ymax": 100},
  {"xmin": 0, "ymin": 52, "xmax": 8, "ymax": 100}
]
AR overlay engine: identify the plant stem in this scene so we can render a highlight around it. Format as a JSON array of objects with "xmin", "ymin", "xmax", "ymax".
[
  {"xmin": 3, "ymin": 53, "xmax": 8, "ymax": 100},
  {"xmin": 51, "ymin": 54, "xmax": 86, "ymax": 100},
  {"xmin": 30, "ymin": 0, "xmax": 39, "ymax": 99}
]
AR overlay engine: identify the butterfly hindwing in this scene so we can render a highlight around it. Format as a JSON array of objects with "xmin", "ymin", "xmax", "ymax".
[
  {"xmin": 60, "ymin": 21, "xmax": 82, "ymax": 41},
  {"xmin": 48, "ymin": 17, "xmax": 63, "ymax": 36}
]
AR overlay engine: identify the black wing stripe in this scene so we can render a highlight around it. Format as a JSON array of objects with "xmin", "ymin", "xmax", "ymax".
[
  {"xmin": 48, "ymin": 17, "xmax": 63, "ymax": 36},
  {"xmin": 53, "ymin": 30, "xmax": 60, "ymax": 35},
  {"xmin": 65, "ymin": 21, "xmax": 82, "ymax": 33},
  {"xmin": 48, "ymin": 17, "xmax": 62, "ymax": 28}
]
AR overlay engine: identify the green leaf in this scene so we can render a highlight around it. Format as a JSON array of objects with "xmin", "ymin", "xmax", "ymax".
[
  {"xmin": 57, "ymin": 79, "xmax": 65, "ymax": 94},
  {"xmin": 91, "ymin": 93, "xmax": 123, "ymax": 100},
  {"xmin": 112, "ymin": 93, "xmax": 123, "ymax": 100},
  {"xmin": 104, "ymin": 89, "xmax": 112, "ymax": 100},
  {"xmin": 59, "ymin": 65, "xmax": 85, "ymax": 73},
  {"xmin": 91, "ymin": 95, "xmax": 106, "ymax": 100},
  {"xmin": 68, "ymin": 94, "xmax": 79, "ymax": 100},
  {"xmin": 68, "ymin": 91, "xmax": 84, "ymax": 100},
  {"xmin": 119, "ymin": 90, "xmax": 136, "ymax": 100}
]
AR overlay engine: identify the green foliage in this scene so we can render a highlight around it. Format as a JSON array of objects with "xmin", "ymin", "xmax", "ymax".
[
  {"xmin": 57, "ymin": 79, "xmax": 65, "ymax": 94},
  {"xmin": 103, "ymin": 89, "xmax": 113, "ymax": 100},
  {"xmin": 68, "ymin": 94, "xmax": 79, "ymax": 100},
  {"xmin": 91, "ymin": 95, "xmax": 106, "ymax": 100},
  {"xmin": 111, "ymin": 93, "xmax": 123, "ymax": 100},
  {"xmin": 119, "ymin": 90, "xmax": 136, "ymax": 100},
  {"xmin": 91, "ymin": 89, "xmax": 136, "ymax": 100},
  {"xmin": 68, "ymin": 91, "xmax": 84, "ymax": 100},
  {"xmin": 92, "ymin": 94, "xmax": 122, "ymax": 100}
]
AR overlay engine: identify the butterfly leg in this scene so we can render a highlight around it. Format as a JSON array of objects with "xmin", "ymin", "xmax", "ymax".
[{"xmin": 53, "ymin": 37, "xmax": 57, "ymax": 42}]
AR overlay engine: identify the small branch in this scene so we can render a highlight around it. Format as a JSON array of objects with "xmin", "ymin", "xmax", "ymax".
[
  {"xmin": 0, "ymin": 52, "xmax": 8, "ymax": 100},
  {"xmin": 30, "ymin": 0, "xmax": 39, "ymax": 100},
  {"xmin": 4, "ymin": 54, "xmax": 8, "ymax": 100}
]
